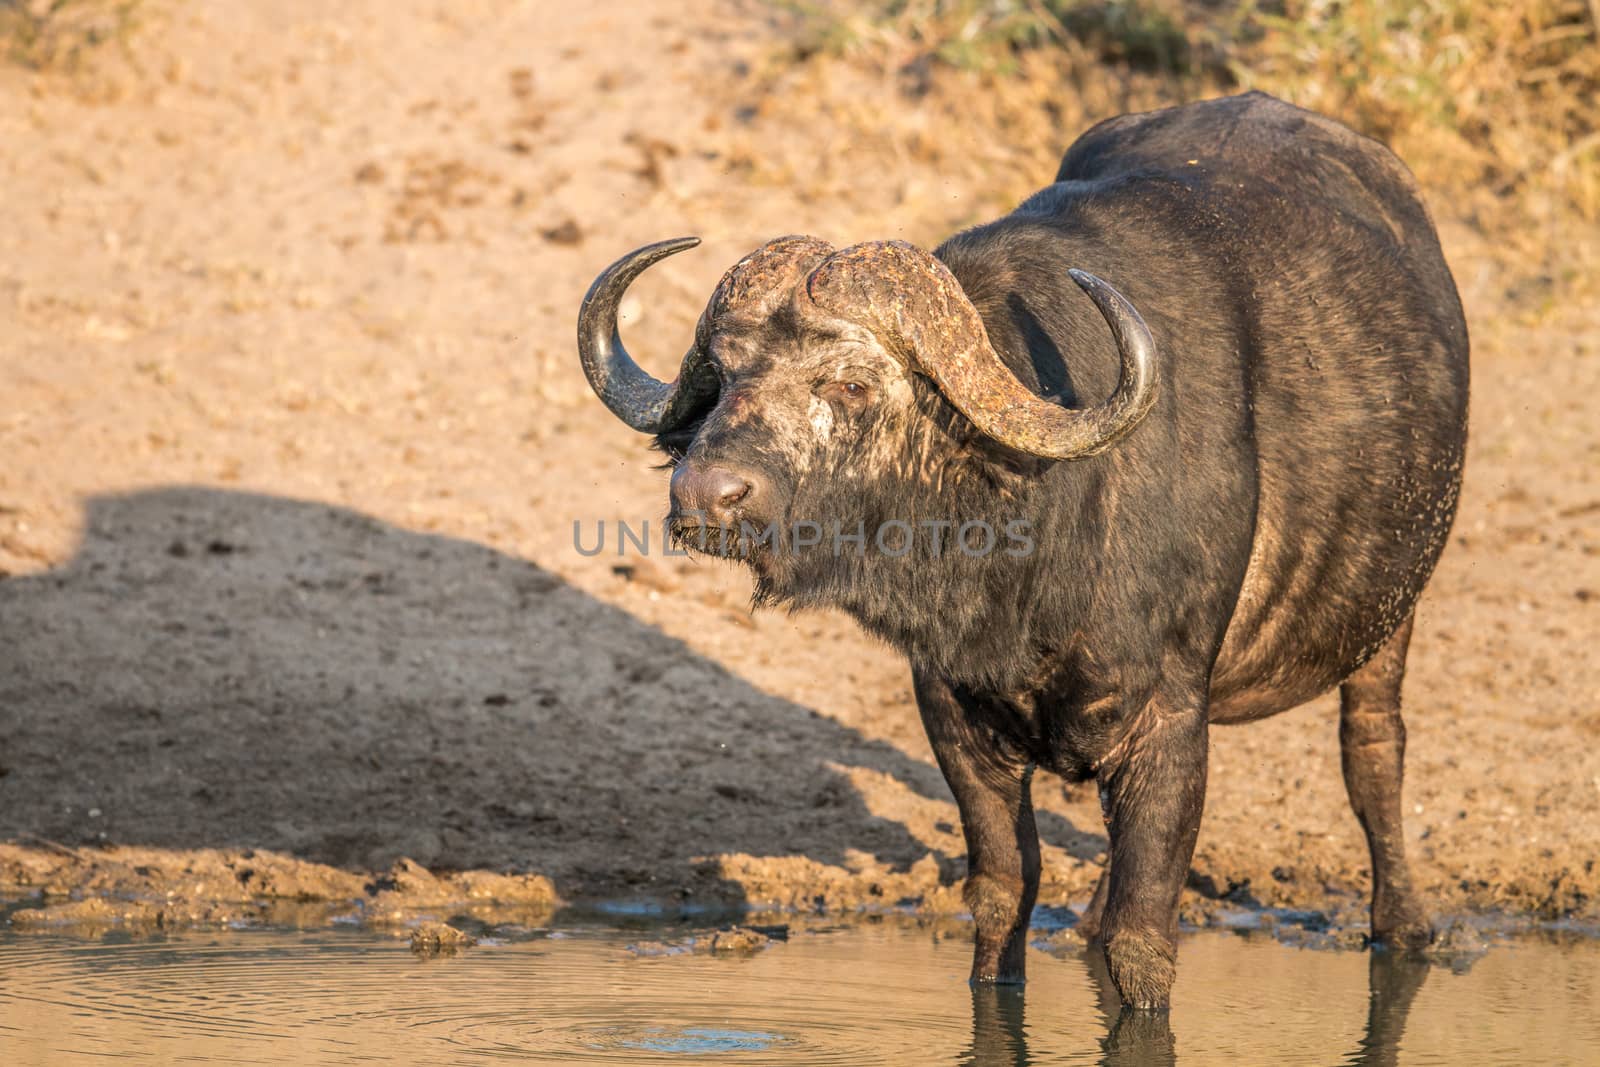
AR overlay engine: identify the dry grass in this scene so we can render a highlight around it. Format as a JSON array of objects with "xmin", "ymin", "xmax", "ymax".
[
  {"xmin": 0, "ymin": 0, "xmax": 141, "ymax": 71},
  {"xmin": 764, "ymin": 0, "xmax": 1600, "ymax": 286},
  {"xmin": 1232, "ymin": 1, "xmax": 1600, "ymax": 223},
  {"xmin": 4, "ymin": 0, "xmax": 1592, "ymax": 289}
]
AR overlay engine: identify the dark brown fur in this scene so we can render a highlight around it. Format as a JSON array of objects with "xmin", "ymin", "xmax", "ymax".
[{"xmin": 641, "ymin": 92, "xmax": 1468, "ymax": 1009}]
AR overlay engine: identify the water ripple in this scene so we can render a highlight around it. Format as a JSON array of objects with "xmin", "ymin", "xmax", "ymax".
[{"xmin": 1, "ymin": 923, "xmax": 1596, "ymax": 1064}]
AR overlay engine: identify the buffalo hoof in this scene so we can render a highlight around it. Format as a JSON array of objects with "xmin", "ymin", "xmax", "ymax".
[
  {"xmin": 969, "ymin": 970, "xmax": 1027, "ymax": 986},
  {"xmin": 1372, "ymin": 917, "xmax": 1435, "ymax": 951},
  {"xmin": 1372, "ymin": 899, "xmax": 1434, "ymax": 950},
  {"xmin": 1103, "ymin": 930, "xmax": 1177, "ymax": 1011}
]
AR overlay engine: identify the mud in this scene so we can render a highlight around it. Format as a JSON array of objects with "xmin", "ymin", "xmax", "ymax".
[
  {"xmin": 1, "ymin": 844, "xmax": 556, "ymax": 933},
  {"xmin": 1, "ymin": 0, "xmax": 1597, "ymax": 940}
]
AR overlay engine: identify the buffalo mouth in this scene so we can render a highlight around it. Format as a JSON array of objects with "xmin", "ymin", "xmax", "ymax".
[{"xmin": 666, "ymin": 515, "xmax": 774, "ymax": 566}]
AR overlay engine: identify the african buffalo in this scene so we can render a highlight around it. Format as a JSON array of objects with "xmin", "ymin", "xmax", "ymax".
[{"xmin": 575, "ymin": 90, "xmax": 1469, "ymax": 1010}]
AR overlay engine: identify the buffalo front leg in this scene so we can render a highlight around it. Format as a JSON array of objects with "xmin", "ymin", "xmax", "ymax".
[
  {"xmin": 915, "ymin": 667, "xmax": 1040, "ymax": 984},
  {"xmin": 1340, "ymin": 614, "xmax": 1433, "ymax": 947},
  {"xmin": 1096, "ymin": 690, "xmax": 1208, "ymax": 1010}
]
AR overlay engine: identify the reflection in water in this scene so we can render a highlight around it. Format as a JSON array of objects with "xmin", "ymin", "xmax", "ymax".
[
  {"xmin": 1347, "ymin": 950, "xmax": 1431, "ymax": 1067},
  {"xmin": 1100, "ymin": 1009, "xmax": 1178, "ymax": 1067},
  {"xmin": 962, "ymin": 978, "xmax": 1178, "ymax": 1067},
  {"xmin": 964, "ymin": 986, "xmax": 1027, "ymax": 1067},
  {"xmin": 0, "ymin": 921, "xmax": 1596, "ymax": 1064},
  {"xmin": 1082, "ymin": 943, "xmax": 1177, "ymax": 1067},
  {"xmin": 961, "ymin": 939, "xmax": 1427, "ymax": 1066}
]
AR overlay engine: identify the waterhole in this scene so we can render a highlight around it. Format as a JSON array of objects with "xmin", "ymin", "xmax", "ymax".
[{"xmin": 1, "ymin": 920, "xmax": 1595, "ymax": 1064}]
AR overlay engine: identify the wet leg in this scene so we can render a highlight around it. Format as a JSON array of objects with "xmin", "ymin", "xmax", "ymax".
[
  {"xmin": 1076, "ymin": 863, "xmax": 1111, "ymax": 941},
  {"xmin": 1083, "ymin": 949, "xmax": 1176, "ymax": 1066},
  {"xmin": 1340, "ymin": 615, "xmax": 1432, "ymax": 947},
  {"xmin": 915, "ymin": 668, "xmax": 1040, "ymax": 984},
  {"xmin": 1096, "ymin": 688, "xmax": 1208, "ymax": 1010}
]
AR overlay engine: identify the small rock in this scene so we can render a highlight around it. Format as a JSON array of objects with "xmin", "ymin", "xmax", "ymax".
[
  {"xmin": 410, "ymin": 921, "xmax": 476, "ymax": 955},
  {"xmin": 1430, "ymin": 920, "xmax": 1487, "ymax": 953},
  {"xmin": 1032, "ymin": 927, "xmax": 1088, "ymax": 955},
  {"xmin": 1335, "ymin": 925, "xmax": 1370, "ymax": 949},
  {"xmin": 9, "ymin": 897, "xmax": 164, "ymax": 929},
  {"xmin": 541, "ymin": 219, "xmax": 583, "ymax": 246},
  {"xmin": 627, "ymin": 939, "xmax": 688, "ymax": 958},
  {"xmin": 1425, "ymin": 920, "xmax": 1488, "ymax": 971},
  {"xmin": 387, "ymin": 857, "xmax": 444, "ymax": 894},
  {"xmin": 611, "ymin": 557, "xmax": 679, "ymax": 593},
  {"xmin": 706, "ymin": 926, "xmax": 770, "ymax": 954}
]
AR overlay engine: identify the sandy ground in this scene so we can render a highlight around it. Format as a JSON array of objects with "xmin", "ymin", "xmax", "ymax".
[{"xmin": 1, "ymin": 0, "xmax": 1596, "ymax": 934}]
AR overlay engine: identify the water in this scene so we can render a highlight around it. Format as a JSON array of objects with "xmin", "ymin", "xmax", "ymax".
[{"xmin": 1, "ymin": 919, "xmax": 1596, "ymax": 1065}]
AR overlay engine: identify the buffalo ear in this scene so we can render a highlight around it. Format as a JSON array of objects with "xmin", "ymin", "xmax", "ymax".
[
  {"xmin": 905, "ymin": 373, "xmax": 1044, "ymax": 501},
  {"xmin": 649, "ymin": 423, "xmax": 701, "ymax": 468}
]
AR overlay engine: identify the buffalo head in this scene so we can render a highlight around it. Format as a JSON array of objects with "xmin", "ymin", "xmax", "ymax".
[{"xmin": 575, "ymin": 235, "xmax": 1157, "ymax": 603}]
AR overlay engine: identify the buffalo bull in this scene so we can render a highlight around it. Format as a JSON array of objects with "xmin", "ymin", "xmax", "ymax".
[{"xmin": 574, "ymin": 91, "xmax": 1469, "ymax": 1010}]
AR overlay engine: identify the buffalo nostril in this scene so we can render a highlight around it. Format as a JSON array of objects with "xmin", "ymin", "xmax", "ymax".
[{"xmin": 671, "ymin": 464, "xmax": 756, "ymax": 522}]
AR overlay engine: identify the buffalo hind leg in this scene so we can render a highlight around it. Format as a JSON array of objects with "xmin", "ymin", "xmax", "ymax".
[
  {"xmin": 1076, "ymin": 863, "xmax": 1112, "ymax": 941},
  {"xmin": 1340, "ymin": 614, "xmax": 1432, "ymax": 947},
  {"xmin": 915, "ymin": 668, "xmax": 1040, "ymax": 984},
  {"xmin": 1097, "ymin": 689, "xmax": 1208, "ymax": 1010}
]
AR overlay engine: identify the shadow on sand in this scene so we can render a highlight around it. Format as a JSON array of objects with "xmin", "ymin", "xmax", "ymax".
[
  {"xmin": 0, "ymin": 487, "xmax": 1456, "ymax": 1061},
  {"xmin": 0, "ymin": 486, "xmax": 1097, "ymax": 905}
]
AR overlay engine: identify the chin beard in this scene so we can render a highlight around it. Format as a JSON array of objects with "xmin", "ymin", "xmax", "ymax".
[
  {"xmin": 749, "ymin": 569, "xmax": 794, "ymax": 610},
  {"xmin": 665, "ymin": 516, "xmax": 862, "ymax": 616},
  {"xmin": 748, "ymin": 548, "xmax": 860, "ymax": 616}
]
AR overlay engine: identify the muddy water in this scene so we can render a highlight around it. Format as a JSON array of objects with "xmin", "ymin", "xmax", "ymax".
[{"xmin": 1, "ymin": 920, "xmax": 1596, "ymax": 1065}]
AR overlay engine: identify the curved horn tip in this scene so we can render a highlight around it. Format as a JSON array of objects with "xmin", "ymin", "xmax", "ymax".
[
  {"xmin": 658, "ymin": 235, "xmax": 701, "ymax": 253},
  {"xmin": 576, "ymin": 235, "xmax": 712, "ymax": 435},
  {"xmin": 1066, "ymin": 268, "xmax": 1155, "ymax": 343},
  {"xmin": 605, "ymin": 235, "xmax": 701, "ymax": 276},
  {"xmin": 580, "ymin": 236, "xmax": 702, "ymax": 311},
  {"xmin": 616, "ymin": 235, "xmax": 701, "ymax": 272},
  {"xmin": 1066, "ymin": 267, "xmax": 1105, "ymax": 293}
]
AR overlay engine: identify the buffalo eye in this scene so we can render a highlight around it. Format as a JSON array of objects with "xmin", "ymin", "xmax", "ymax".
[{"xmin": 818, "ymin": 380, "xmax": 871, "ymax": 409}]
